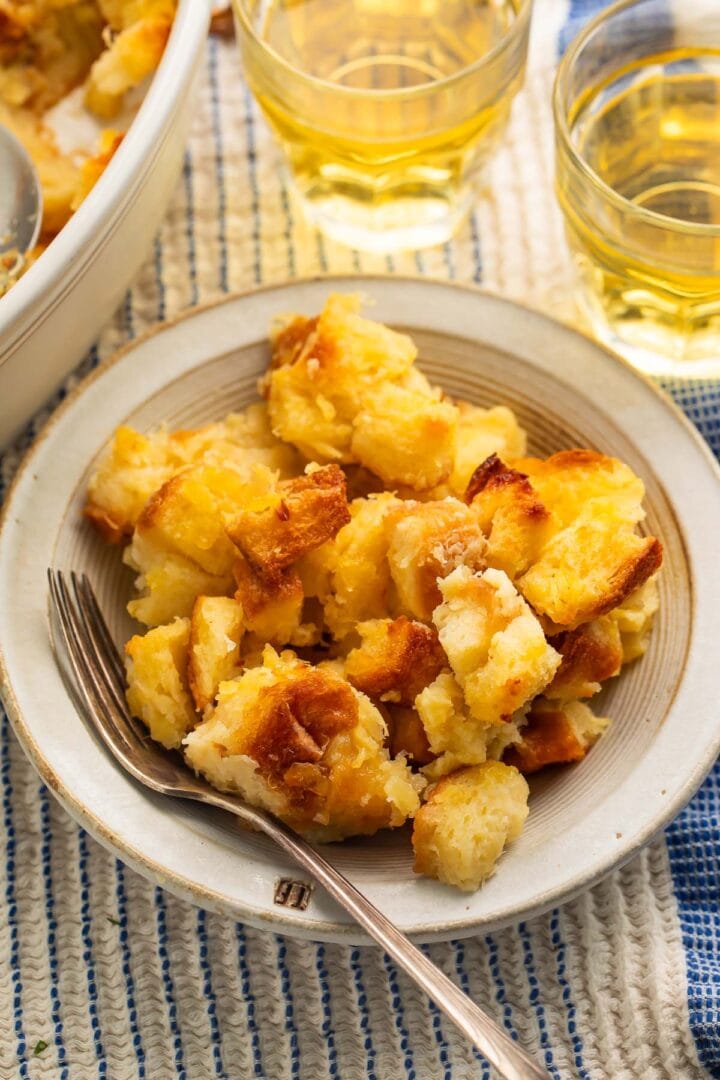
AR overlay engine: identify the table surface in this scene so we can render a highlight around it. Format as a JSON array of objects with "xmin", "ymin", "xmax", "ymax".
[{"xmin": 1, "ymin": 1, "xmax": 719, "ymax": 1077}]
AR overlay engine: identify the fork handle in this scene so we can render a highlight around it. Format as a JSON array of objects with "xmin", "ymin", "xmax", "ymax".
[{"xmin": 247, "ymin": 811, "xmax": 550, "ymax": 1080}]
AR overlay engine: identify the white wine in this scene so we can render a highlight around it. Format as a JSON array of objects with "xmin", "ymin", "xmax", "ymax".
[
  {"xmin": 236, "ymin": 0, "xmax": 527, "ymax": 251},
  {"xmin": 560, "ymin": 48, "xmax": 720, "ymax": 374}
]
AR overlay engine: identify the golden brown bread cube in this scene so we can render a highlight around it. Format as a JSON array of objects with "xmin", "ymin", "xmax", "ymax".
[
  {"xmin": 125, "ymin": 617, "xmax": 197, "ymax": 749},
  {"xmin": 387, "ymin": 498, "xmax": 487, "ymax": 622},
  {"xmin": 232, "ymin": 556, "xmax": 304, "ymax": 646},
  {"xmin": 187, "ymin": 596, "xmax": 245, "ymax": 713},
  {"xmin": 85, "ymin": 0, "xmax": 176, "ymax": 118},
  {"xmin": 515, "ymin": 449, "xmax": 647, "ymax": 529},
  {"xmin": 319, "ymin": 493, "xmax": 406, "ymax": 640},
  {"xmin": 504, "ymin": 698, "xmax": 609, "ymax": 774},
  {"xmin": 518, "ymin": 509, "xmax": 662, "ymax": 628},
  {"xmin": 386, "ymin": 706, "xmax": 434, "ymax": 766},
  {"xmin": 449, "ymin": 403, "xmax": 527, "ymax": 496},
  {"xmin": 184, "ymin": 647, "xmax": 424, "ymax": 841},
  {"xmin": 545, "ymin": 616, "xmax": 623, "ymax": 701},
  {"xmin": 414, "ymin": 672, "xmax": 526, "ymax": 780},
  {"xmin": 349, "ymin": 382, "xmax": 458, "ymax": 491},
  {"xmin": 344, "ymin": 617, "xmax": 446, "ymax": 705},
  {"xmin": 267, "ymin": 294, "xmax": 417, "ymax": 462},
  {"xmin": 609, "ymin": 575, "xmax": 660, "ymax": 662},
  {"xmin": 412, "ymin": 762, "xmax": 529, "ymax": 891},
  {"xmin": 228, "ymin": 464, "xmax": 350, "ymax": 577},
  {"xmin": 465, "ymin": 454, "xmax": 554, "ymax": 579},
  {"xmin": 432, "ymin": 566, "xmax": 561, "ymax": 725},
  {"xmin": 124, "ymin": 531, "xmax": 233, "ymax": 627}
]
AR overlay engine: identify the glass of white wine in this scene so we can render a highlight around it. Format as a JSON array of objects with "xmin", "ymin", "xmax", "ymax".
[
  {"xmin": 555, "ymin": 0, "xmax": 720, "ymax": 377},
  {"xmin": 232, "ymin": 0, "xmax": 533, "ymax": 253}
]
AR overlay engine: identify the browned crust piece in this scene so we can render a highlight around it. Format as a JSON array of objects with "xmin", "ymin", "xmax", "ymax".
[
  {"xmin": 345, "ymin": 617, "xmax": 447, "ymax": 705},
  {"xmin": 386, "ymin": 705, "xmax": 434, "ymax": 765},
  {"xmin": 269, "ymin": 315, "xmax": 318, "ymax": 369},
  {"xmin": 504, "ymin": 703, "xmax": 587, "ymax": 774},
  {"xmin": 232, "ymin": 553, "xmax": 303, "ymax": 626},
  {"xmin": 228, "ymin": 464, "xmax": 351, "ymax": 577},
  {"xmin": 546, "ymin": 617, "xmax": 623, "ymax": 700},
  {"xmin": 83, "ymin": 503, "xmax": 129, "ymax": 544},
  {"xmin": 585, "ymin": 537, "xmax": 663, "ymax": 622}
]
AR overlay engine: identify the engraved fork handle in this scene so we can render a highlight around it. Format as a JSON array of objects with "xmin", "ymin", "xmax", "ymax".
[{"xmin": 207, "ymin": 791, "xmax": 550, "ymax": 1080}]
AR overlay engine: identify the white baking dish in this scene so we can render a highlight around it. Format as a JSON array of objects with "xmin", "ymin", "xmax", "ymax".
[{"xmin": 0, "ymin": 0, "xmax": 211, "ymax": 448}]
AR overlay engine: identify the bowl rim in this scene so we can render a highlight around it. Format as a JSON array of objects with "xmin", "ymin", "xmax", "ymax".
[
  {"xmin": 0, "ymin": 0, "xmax": 210, "ymax": 368},
  {"xmin": 1, "ymin": 275, "xmax": 719, "ymax": 943}
]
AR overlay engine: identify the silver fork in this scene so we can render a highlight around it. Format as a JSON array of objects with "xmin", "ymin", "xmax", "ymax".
[{"xmin": 47, "ymin": 569, "xmax": 550, "ymax": 1080}]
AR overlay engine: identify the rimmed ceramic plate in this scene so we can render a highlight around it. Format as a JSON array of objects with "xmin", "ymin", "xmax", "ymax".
[{"xmin": 1, "ymin": 277, "xmax": 719, "ymax": 945}]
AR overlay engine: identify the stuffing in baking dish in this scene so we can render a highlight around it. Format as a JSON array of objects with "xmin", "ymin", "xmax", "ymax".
[
  {"xmin": 0, "ymin": 0, "xmax": 175, "ymax": 284},
  {"xmin": 85, "ymin": 294, "xmax": 662, "ymax": 891}
]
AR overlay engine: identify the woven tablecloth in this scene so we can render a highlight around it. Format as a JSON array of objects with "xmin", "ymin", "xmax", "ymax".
[{"xmin": 2, "ymin": 1, "xmax": 720, "ymax": 1077}]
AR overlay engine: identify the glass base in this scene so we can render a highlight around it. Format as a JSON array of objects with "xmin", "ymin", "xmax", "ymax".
[
  {"xmin": 295, "ymin": 186, "xmax": 472, "ymax": 254},
  {"xmin": 577, "ymin": 290, "xmax": 720, "ymax": 380}
]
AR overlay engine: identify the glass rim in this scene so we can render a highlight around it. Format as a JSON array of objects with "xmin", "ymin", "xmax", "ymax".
[
  {"xmin": 553, "ymin": 0, "xmax": 720, "ymax": 238},
  {"xmin": 231, "ymin": 0, "xmax": 533, "ymax": 101}
]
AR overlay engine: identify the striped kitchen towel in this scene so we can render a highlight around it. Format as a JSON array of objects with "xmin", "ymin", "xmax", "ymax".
[{"xmin": 1, "ymin": 1, "xmax": 718, "ymax": 1077}]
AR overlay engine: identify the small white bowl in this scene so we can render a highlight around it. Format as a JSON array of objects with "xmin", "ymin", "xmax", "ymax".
[
  {"xmin": 1, "ymin": 277, "xmax": 719, "ymax": 944},
  {"xmin": 0, "ymin": 0, "xmax": 210, "ymax": 448}
]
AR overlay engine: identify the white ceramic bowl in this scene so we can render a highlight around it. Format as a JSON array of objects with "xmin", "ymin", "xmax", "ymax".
[
  {"xmin": 0, "ymin": 0, "xmax": 210, "ymax": 449},
  {"xmin": 1, "ymin": 277, "xmax": 719, "ymax": 944}
]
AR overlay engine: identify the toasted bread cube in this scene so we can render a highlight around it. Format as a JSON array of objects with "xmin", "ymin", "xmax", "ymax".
[
  {"xmin": 414, "ymin": 671, "xmax": 525, "ymax": 779},
  {"xmin": 344, "ymin": 617, "xmax": 446, "ymax": 705},
  {"xmin": 412, "ymin": 762, "xmax": 529, "ymax": 891},
  {"xmin": 228, "ymin": 464, "xmax": 350, "ymax": 576},
  {"xmin": 323, "ymin": 493, "xmax": 405, "ymax": 640},
  {"xmin": 518, "ymin": 509, "xmax": 662, "ymax": 628},
  {"xmin": 545, "ymin": 616, "xmax": 623, "ymax": 701},
  {"xmin": 124, "ymin": 532, "xmax": 233, "ymax": 627},
  {"xmin": 386, "ymin": 705, "xmax": 434, "ymax": 765},
  {"xmin": 449, "ymin": 403, "xmax": 527, "ymax": 495},
  {"xmin": 233, "ymin": 556, "xmax": 304, "ymax": 645},
  {"xmin": 466, "ymin": 454, "xmax": 554, "ymax": 579},
  {"xmin": 85, "ymin": 425, "xmax": 175, "ymax": 543},
  {"xmin": 609, "ymin": 574, "xmax": 660, "ymax": 662},
  {"xmin": 504, "ymin": 698, "xmax": 609, "ymax": 774},
  {"xmin": 433, "ymin": 566, "xmax": 560, "ymax": 725},
  {"xmin": 85, "ymin": 6, "xmax": 174, "ymax": 119},
  {"xmin": 184, "ymin": 646, "xmax": 424, "ymax": 841},
  {"xmin": 388, "ymin": 499, "xmax": 487, "ymax": 622},
  {"xmin": 134, "ymin": 466, "xmax": 250, "ymax": 577},
  {"xmin": 515, "ymin": 450, "xmax": 647, "ymax": 529},
  {"xmin": 350, "ymin": 382, "xmax": 458, "ymax": 491},
  {"xmin": 125, "ymin": 618, "xmax": 197, "ymax": 749},
  {"xmin": 187, "ymin": 597, "xmax": 245, "ymax": 712},
  {"xmin": 268, "ymin": 294, "xmax": 417, "ymax": 462}
]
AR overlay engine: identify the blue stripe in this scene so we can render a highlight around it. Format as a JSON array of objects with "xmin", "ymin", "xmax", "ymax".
[
  {"xmin": 420, "ymin": 946, "xmax": 452, "ymax": 1080},
  {"xmin": 235, "ymin": 924, "xmax": 265, "ymax": 1077},
  {"xmin": 276, "ymin": 936, "xmax": 301, "ymax": 1078},
  {"xmin": 243, "ymin": 87, "xmax": 263, "ymax": 284},
  {"xmin": 381, "ymin": 954, "xmax": 415, "ymax": 1079},
  {"xmin": 484, "ymin": 933, "xmax": 518, "ymax": 1040},
  {"xmin": 114, "ymin": 859, "xmax": 145, "ymax": 1078},
  {"xmin": 442, "ymin": 242, "xmax": 456, "ymax": 280},
  {"xmin": 469, "ymin": 210, "xmax": 483, "ymax": 283},
  {"xmin": 154, "ymin": 237, "xmax": 167, "ymax": 323},
  {"xmin": 123, "ymin": 288, "xmax": 136, "ymax": 339},
  {"xmin": 154, "ymin": 888, "xmax": 186, "ymax": 1078},
  {"xmin": 207, "ymin": 38, "xmax": 229, "ymax": 293},
  {"xmin": 315, "ymin": 944, "xmax": 340, "ymax": 1078},
  {"xmin": 77, "ymin": 828, "xmax": 106, "ymax": 1075},
  {"xmin": 38, "ymin": 784, "xmax": 68, "ymax": 1079},
  {"xmin": 279, "ymin": 179, "xmax": 297, "ymax": 278},
  {"xmin": 2, "ymin": 712, "xmax": 28, "ymax": 1077},
  {"xmin": 549, "ymin": 910, "xmax": 590, "ymax": 1079},
  {"xmin": 182, "ymin": 148, "xmax": 199, "ymax": 306},
  {"xmin": 196, "ymin": 909, "xmax": 227, "ymax": 1079},
  {"xmin": 452, "ymin": 940, "xmax": 490, "ymax": 1078},
  {"xmin": 349, "ymin": 948, "xmax": 377, "ymax": 1080},
  {"xmin": 517, "ymin": 921, "xmax": 558, "ymax": 1077},
  {"xmin": 666, "ymin": 764, "xmax": 720, "ymax": 1073}
]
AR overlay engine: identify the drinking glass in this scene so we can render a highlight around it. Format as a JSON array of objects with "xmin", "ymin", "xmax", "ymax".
[
  {"xmin": 232, "ymin": 0, "xmax": 533, "ymax": 253},
  {"xmin": 554, "ymin": 0, "xmax": 720, "ymax": 377}
]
